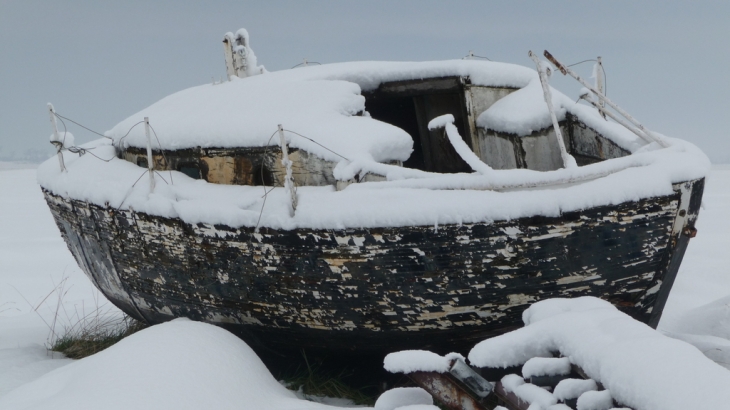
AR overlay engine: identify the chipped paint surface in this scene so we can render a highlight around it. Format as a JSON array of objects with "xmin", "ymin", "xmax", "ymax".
[
  {"xmin": 42, "ymin": 178, "xmax": 703, "ymax": 354},
  {"xmin": 122, "ymin": 145, "xmax": 337, "ymax": 187}
]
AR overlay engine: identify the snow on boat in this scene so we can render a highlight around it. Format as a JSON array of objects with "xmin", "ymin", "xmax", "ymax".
[{"xmin": 39, "ymin": 28, "xmax": 709, "ymax": 355}]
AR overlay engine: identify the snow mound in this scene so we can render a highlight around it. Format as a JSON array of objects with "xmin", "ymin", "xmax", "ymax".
[
  {"xmin": 383, "ymin": 350, "xmax": 465, "ymax": 374},
  {"xmin": 0, "ymin": 346, "xmax": 72, "ymax": 397},
  {"xmin": 522, "ymin": 357, "xmax": 571, "ymax": 378},
  {"xmin": 553, "ymin": 379, "xmax": 597, "ymax": 401},
  {"xmin": 501, "ymin": 374, "xmax": 557, "ymax": 408},
  {"xmin": 669, "ymin": 294, "xmax": 730, "ymax": 340},
  {"xmin": 477, "ymin": 79, "xmax": 565, "ymax": 137},
  {"xmin": 0, "ymin": 319, "xmax": 345, "ymax": 410},
  {"xmin": 469, "ymin": 297, "xmax": 730, "ymax": 410},
  {"xmin": 576, "ymin": 389, "xmax": 613, "ymax": 410},
  {"xmin": 374, "ymin": 387, "xmax": 434, "ymax": 410}
]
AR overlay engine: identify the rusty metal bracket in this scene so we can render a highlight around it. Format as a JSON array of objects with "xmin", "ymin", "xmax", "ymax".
[
  {"xmin": 543, "ymin": 50, "xmax": 567, "ymax": 75},
  {"xmin": 408, "ymin": 371, "xmax": 488, "ymax": 410}
]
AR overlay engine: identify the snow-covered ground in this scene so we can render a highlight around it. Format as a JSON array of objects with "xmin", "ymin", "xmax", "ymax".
[{"xmin": 1, "ymin": 163, "xmax": 729, "ymax": 409}]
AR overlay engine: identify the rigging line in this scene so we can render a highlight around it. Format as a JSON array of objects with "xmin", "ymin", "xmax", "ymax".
[
  {"xmin": 56, "ymin": 115, "xmax": 116, "ymax": 162},
  {"xmin": 147, "ymin": 123, "xmax": 174, "ymax": 185},
  {"xmin": 116, "ymin": 121, "xmax": 145, "ymax": 148},
  {"xmin": 53, "ymin": 112, "xmax": 112, "ymax": 139},
  {"xmin": 67, "ymin": 147, "xmax": 116, "ymax": 162},
  {"xmin": 115, "ymin": 169, "xmax": 149, "ymax": 211},
  {"xmin": 566, "ymin": 59, "xmax": 607, "ymax": 96},
  {"xmin": 260, "ymin": 186, "xmax": 275, "ymax": 199},
  {"xmin": 153, "ymin": 170, "xmax": 169, "ymax": 185},
  {"xmin": 291, "ymin": 61, "xmax": 322, "ymax": 68},
  {"xmin": 465, "ymin": 55, "xmax": 492, "ymax": 61},
  {"xmin": 567, "ymin": 59, "xmax": 597, "ymax": 67},
  {"xmin": 283, "ymin": 129, "xmax": 350, "ymax": 161},
  {"xmin": 131, "ymin": 169, "xmax": 148, "ymax": 188}
]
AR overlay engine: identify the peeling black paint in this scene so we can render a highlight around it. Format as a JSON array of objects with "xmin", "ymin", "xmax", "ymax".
[{"xmin": 42, "ymin": 178, "xmax": 703, "ymax": 355}]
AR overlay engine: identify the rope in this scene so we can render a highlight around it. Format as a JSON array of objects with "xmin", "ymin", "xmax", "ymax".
[
  {"xmin": 114, "ymin": 169, "xmax": 149, "ymax": 211},
  {"xmin": 49, "ymin": 113, "xmax": 177, "ymax": 182},
  {"xmin": 53, "ymin": 112, "xmax": 111, "ymax": 139},
  {"xmin": 566, "ymin": 58, "xmax": 607, "ymax": 96},
  {"xmin": 130, "ymin": 170, "xmax": 149, "ymax": 188},
  {"xmin": 291, "ymin": 61, "xmax": 322, "ymax": 69},
  {"xmin": 567, "ymin": 59, "xmax": 597, "ymax": 67},
  {"xmin": 463, "ymin": 53, "xmax": 492, "ymax": 61},
  {"xmin": 116, "ymin": 121, "xmax": 145, "ymax": 148},
  {"xmin": 51, "ymin": 110, "xmax": 146, "ymax": 152},
  {"xmin": 66, "ymin": 146, "xmax": 115, "ymax": 162},
  {"xmin": 283, "ymin": 129, "xmax": 350, "ymax": 161},
  {"xmin": 253, "ymin": 127, "xmax": 349, "ymax": 232},
  {"xmin": 153, "ymin": 170, "xmax": 169, "ymax": 185},
  {"xmin": 251, "ymin": 127, "xmax": 345, "ymax": 236},
  {"xmin": 53, "ymin": 113, "xmax": 117, "ymax": 162}
]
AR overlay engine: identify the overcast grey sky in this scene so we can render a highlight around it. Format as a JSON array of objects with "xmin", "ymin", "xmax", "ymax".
[{"xmin": 2, "ymin": 0, "xmax": 728, "ymax": 162}]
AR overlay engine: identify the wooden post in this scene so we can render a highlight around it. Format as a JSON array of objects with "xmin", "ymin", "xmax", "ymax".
[
  {"xmin": 278, "ymin": 124, "xmax": 297, "ymax": 216},
  {"xmin": 528, "ymin": 51, "xmax": 576, "ymax": 169},
  {"xmin": 596, "ymin": 56, "xmax": 606, "ymax": 118},
  {"xmin": 47, "ymin": 103, "xmax": 66, "ymax": 172},
  {"xmin": 144, "ymin": 117, "xmax": 155, "ymax": 193}
]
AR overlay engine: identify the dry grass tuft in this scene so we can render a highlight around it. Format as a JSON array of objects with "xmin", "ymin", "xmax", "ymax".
[
  {"xmin": 51, "ymin": 314, "xmax": 147, "ymax": 359},
  {"xmin": 281, "ymin": 352, "xmax": 377, "ymax": 405},
  {"xmin": 14, "ymin": 273, "xmax": 148, "ymax": 359}
]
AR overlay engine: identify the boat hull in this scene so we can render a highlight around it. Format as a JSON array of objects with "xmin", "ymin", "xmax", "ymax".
[{"xmin": 42, "ymin": 178, "xmax": 703, "ymax": 355}]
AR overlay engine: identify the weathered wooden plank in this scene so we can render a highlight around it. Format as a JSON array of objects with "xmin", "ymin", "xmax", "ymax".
[
  {"xmin": 122, "ymin": 145, "xmax": 337, "ymax": 187},
  {"xmin": 41, "ymin": 177, "xmax": 702, "ymax": 355}
]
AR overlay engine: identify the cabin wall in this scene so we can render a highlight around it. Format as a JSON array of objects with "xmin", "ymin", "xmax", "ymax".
[
  {"xmin": 464, "ymin": 85, "xmax": 518, "ymax": 158},
  {"xmin": 521, "ymin": 125, "xmax": 571, "ymax": 171},
  {"xmin": 568, "ymin": 115, "xmax": 631, "ymax": 165},
  {"xmin": 122, "ymin": 146, "xmax": 338, "ymax": 187},
  {"xmin": 476, "ymin": 115, "xmax": 632, "ymax": 171},
  {"xmin": 477, "ymin": 124, "xmax": 570, "ymax": 171}
]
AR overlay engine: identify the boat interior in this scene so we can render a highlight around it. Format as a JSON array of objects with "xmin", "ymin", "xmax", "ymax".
[{"xmin": 119, "ymin": 76, "xmax": 631, "ymax": 187}]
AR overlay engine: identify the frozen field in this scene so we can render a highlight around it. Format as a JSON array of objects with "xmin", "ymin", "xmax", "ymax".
[{"xmin": 1, "ymin": 163, "xmax": 729, "ymax": 409}]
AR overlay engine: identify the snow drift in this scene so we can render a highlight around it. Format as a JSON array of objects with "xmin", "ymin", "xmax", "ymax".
[{"xmin": 0, "ymin": 319, "xmax": 345, "ymax": 410}]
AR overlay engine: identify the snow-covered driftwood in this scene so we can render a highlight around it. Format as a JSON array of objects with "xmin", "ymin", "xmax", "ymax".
[{"xmin": 384, "ymin": 297, "xmax": 730, "ymax": 410}]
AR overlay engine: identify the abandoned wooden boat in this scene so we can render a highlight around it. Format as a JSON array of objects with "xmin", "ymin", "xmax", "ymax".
[{"xmin": 39, "ymin": 29, "xmax": 709, "ymax": 355}]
